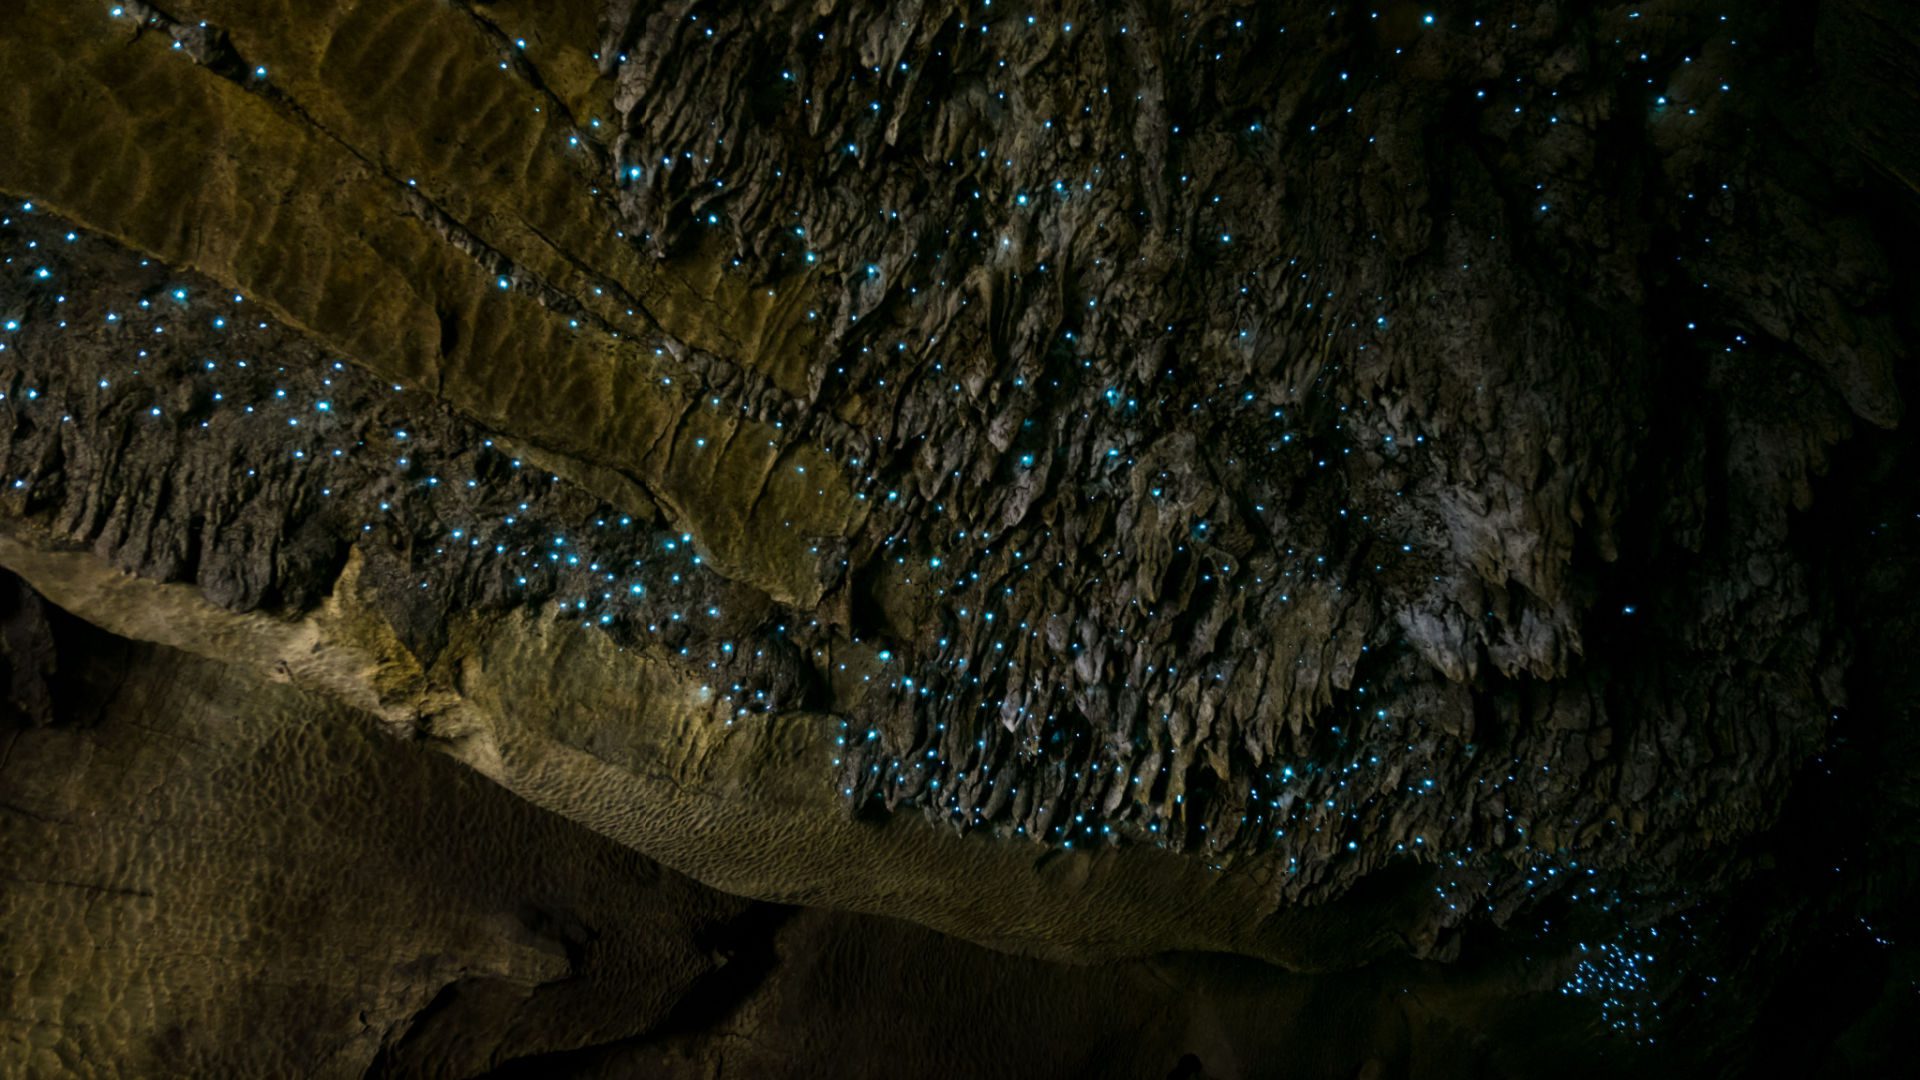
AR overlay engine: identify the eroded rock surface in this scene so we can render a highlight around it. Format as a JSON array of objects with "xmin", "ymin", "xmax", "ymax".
[
  {"xmin": 1, "ymin": 0, "xmax": 1917, "ymax": 1072},
  {"xmin": 0, "ymin": 593, "xmax": 1652, "ymax": 1079}
]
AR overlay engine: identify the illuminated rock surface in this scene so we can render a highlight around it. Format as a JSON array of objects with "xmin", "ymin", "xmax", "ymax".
[{"xmin": 0, "ymin": 0, "xmax": 1915, "ymax": 1075}]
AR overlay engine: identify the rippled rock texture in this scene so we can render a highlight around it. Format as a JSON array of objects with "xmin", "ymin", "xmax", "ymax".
[{"xmin": 1, "ymin": 0, "xmax": 1916, "ymax": 1074}]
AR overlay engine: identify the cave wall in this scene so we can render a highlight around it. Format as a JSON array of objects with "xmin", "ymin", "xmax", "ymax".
[
  {"xmin": 0, "ymin": 0, "xmax": 1917, "ymax": 1072},
  {"xmin": 3, "ymin": 583, "xmax": 1654, "ymax": 1079}
]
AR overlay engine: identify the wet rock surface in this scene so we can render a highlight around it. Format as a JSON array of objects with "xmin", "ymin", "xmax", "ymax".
[{"xmin": 1, "ymin": 0, "xmax": 1918, "ymax": 1073}]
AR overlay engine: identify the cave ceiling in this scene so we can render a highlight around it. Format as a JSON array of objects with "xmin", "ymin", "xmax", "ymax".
[{"xmin": 1, "ymin": 0, "xmax": 1917, "ymax": 1074}]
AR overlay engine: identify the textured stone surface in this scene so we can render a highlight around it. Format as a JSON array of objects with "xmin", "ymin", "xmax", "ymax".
[
  {"xmin": 0, "ymin": 579, "xmax": 1909, "ymax": 1075},
  {"xmin": 0, "ymin": 0, "xmax": 1917, "ymax": 1071},
  {"xmin": 0, "ymin": 594, "xmax": 1641, "ymax": 1079},
  {"xmin": 0, "ymin": 591, "xmax": 756, "ymax": 1076}
]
